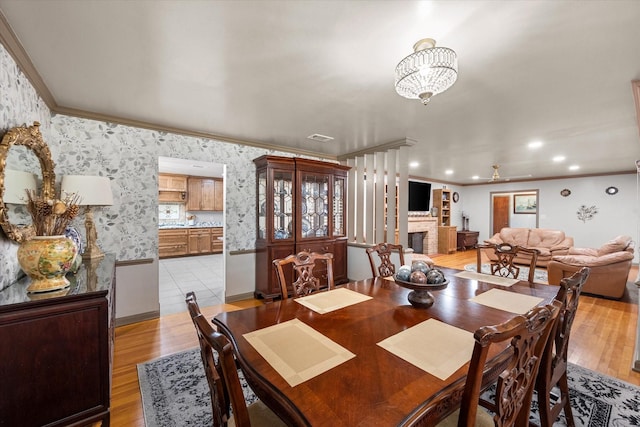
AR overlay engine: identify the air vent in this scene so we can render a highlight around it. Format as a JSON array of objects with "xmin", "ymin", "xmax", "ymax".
[{"xmin": 307, "ymin": 133, "xmax": 334, "ymax": 143}]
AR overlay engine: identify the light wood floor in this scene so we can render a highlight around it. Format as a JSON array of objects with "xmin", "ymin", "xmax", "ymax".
[{"xmin": 111, "ymin": 251, "xmax": 640, "ymax": 426}]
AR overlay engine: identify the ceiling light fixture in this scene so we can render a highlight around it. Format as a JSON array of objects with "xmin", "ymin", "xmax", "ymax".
[
  {"xmin": 445, "ymin": 169, "xmax": 453, "ymax": 175},
  {"xmin": 395, "ymin": 38, "xmax": 458, "ymax": 105},
  {"xmin": 552, "ymin": 155, "xmax": 566, "ymax": 162},
  {"xmin": 569, "ymin": 165, "xmax": 580, "ymax": 171},
  {"xmin": 528, "ymin": 141, "xmax": 543, "ymax": 149},
  {"xmin": 409, "ymin": 161, "xmax": 419, "ymax": 168}
]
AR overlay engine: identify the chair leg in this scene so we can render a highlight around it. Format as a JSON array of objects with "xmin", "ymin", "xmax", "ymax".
[
  {"xmin": 536, "ymin": 379, "xmax": 553, "ymax": 427},
  {"xmin": 558, "ymin": 373, "xmax": 575, "ymax": 427}
]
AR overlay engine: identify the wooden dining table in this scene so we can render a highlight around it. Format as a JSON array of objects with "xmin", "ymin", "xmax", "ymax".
[{"xmin": 213, "ymin": 267, "xmax": 560, "ymax": 427}]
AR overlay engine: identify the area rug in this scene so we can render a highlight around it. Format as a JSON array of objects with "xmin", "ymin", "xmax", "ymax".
[
  {"xmin": 138, "ymin": 348, "xmax": 640, "ymax": 426},
  {"xmin": 465, "ymin": 262, "xmax": 548, "ymax": 283}
]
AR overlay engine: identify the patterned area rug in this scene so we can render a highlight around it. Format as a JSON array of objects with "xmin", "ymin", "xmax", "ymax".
[
  {"xmin": 138, "ymin": 348, "xmax": 640, "ymax": 426},
  {"xmin": 464, "ymin": 262, "xmax": 548, "ymax": 283}
]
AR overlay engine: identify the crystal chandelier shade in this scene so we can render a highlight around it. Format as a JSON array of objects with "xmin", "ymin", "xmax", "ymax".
[{"xmin": 395, "ymin": 38, "xmax": 458, "ymax": 105}]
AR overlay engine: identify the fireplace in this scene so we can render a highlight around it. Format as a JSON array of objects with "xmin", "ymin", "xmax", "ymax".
[{"xmin": 407, "ymin": 216, "xmax": 438, "ymax": 254}]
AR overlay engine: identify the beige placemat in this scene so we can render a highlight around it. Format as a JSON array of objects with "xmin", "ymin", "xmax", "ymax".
[
  {"xmin": 377, "ymin": 319, "xmax": 475, "ymax": 380},
  {"xmin": 295, "ymin": 288, "xmax": 372, "ymax": 314},
  {"xmin": 455, "ymin": 270, "xmax": 518, "ymax": 287},
  {"xmin": 243, "ymin": 318, "xmax": 355, "ymax": 387},
  {"xmin": 469, "ymin": 288, "xmax": 544, "ymax": 314}
]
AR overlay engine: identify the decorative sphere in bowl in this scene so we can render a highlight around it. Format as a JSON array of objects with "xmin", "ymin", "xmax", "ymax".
[
  {"xmin": 409, "ymin": 271, "xmax": 428, "ymax": 284},
  {"xmin": 411, "ymin": 261, "xmax": 431, "ymax": 275},
  {"xmin": 426, "ymin": 269, "xmax": 446, "ymax": 284},
  {"xmin": 396, "ymin": 266, "xmax": 411, "ymax": 282}
]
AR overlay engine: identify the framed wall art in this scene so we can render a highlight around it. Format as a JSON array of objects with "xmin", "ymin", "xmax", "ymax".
[{"xmin": 513, "ymin": 193, "xmax": 537, "ymax": 214}]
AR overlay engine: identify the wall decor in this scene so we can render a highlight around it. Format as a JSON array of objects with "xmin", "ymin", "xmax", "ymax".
[
  {"xmin": 452, "ymin": 192, "xmax": 459, "ymax": 203},
  {"xmin": 605, "ymin": 186, "xmax": 618, "ymax": 195},
  {"xmin": 560, "ymin": 189, "xmax": 571, "ymax": 197},
  {"xmin": 513, "ymin": 193, "xmax": 537, "ymax": 214},
  {"xmin": 577, "ymin": 205, "xmax": 598, "ymax": 223}
]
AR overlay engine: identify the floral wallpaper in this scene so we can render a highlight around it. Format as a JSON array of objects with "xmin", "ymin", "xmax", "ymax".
[
  {"xmin": 0, "ymin": 43, "xmax": 52, "ymax": 290},
  {"xmin": 1, "ymin": 40, "xmax": 332, "ymax": 291}
]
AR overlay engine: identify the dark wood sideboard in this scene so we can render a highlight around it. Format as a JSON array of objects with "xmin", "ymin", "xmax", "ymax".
[
  {"xmin": 0, "ymin": 254, "xmax": 116, "ymax": 427},
  {"xmin": 457, "ymin": 230, "xmax": 479, "ymax": 251}
]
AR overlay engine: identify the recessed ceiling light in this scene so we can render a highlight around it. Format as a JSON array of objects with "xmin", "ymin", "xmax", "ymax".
[
  {"xmin": 409, "ymin": 161, "xmax": 419, "ymax": 168},
  {"xmin": 528, "ymin": 140, "xmax": 543, "ymax": 149},
  {"xmin": 445, "ymin": 169, "xmax": 453, "ymax": 175},
  {"xmin": 306, "ymin": 133, "xmax": 334, "ymax": 143},
  {"xmin": 569, "ymin": 165, "xmax": 580, "ymax": 171},
  {"xmin": 472, "ymin": 175, "xmax": 480, "ymax": 180},
  {"xmin": 552, "ymin": 155, "xmax": 566, "ymax": 162}
]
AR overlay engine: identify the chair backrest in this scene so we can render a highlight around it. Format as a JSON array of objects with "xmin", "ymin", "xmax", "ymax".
[
  {"xmin": 273, "ymin": 251, "xmax": 334, "ymax": 299},
  {"xmin": 536, "ymin": 267, "xmax": 590, "ymax": 426},
  {"xmin": 366, "ymin": 243, "xmax": 405, "ymax": 277},
  {"xmin": 478, "ymin": 243, "xmax": 539, "ymax": 282},
  {"xmin": 186, "ymin": 292, "xmax": 231, "ymax": 427},
  {"xmin": 458, "ymin": 300, "xmax": 561, "ymax": 426}
]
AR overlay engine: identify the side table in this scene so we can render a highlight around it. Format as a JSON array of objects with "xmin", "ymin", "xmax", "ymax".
[{"xmin": 457, "ymin": 230, "xmax": 479, "ymax": 251}]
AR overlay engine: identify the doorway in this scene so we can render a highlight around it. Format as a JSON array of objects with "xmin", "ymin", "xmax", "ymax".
[
  {"xmin": 158, "ymin": 156, "xmax": 226, "ymax": 316},
  {"xmin": 490, "ymin": 190, "xmax": 539, "ymax": 236}
]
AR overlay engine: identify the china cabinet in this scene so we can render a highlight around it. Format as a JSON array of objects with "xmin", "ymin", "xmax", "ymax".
[
  {"xmin": 0, "ymin": 255, "xmax": 116, "ymax": 427},
  {"xmin": 254, "ymin": 155, "xmax": 350, "ymax": 300},
  {"xmin": 438, "ymin": 225, "xmax": 458, "ymax": 254}
]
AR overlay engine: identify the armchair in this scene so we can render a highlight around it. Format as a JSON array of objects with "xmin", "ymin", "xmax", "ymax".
[{"xmin": 547, "ymin": 235, "xmax": 634, "ymax": 299}]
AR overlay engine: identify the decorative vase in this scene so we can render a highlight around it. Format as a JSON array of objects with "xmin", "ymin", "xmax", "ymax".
[{"xmin": 17, "ymin": 235, "xmax": 77, "ymax": 293}]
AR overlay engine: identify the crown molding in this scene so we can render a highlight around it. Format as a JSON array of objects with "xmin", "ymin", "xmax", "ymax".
[
  {"xmin": 633, "ymin": 80, "xmax": 640, "ymax": 141},
  {"xmin": 337, "ymin": 138, "xmax": 416, "ymax": 161}
]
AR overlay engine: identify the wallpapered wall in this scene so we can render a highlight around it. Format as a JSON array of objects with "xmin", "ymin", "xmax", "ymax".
[
  {"xmin": 0, "ymin": 42, "xmax": 329, "ymax": 291},
  {"xmin": 0, "ymin": 44, "xmax": 52, "ymax": 290}
]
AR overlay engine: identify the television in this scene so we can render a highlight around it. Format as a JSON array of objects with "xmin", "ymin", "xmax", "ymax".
[{"xmin": 408, "ymin": 181, "xmax": 431, "ymax": 212}]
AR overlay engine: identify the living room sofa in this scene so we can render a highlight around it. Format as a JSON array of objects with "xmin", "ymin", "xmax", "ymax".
[
  {"xmin": 483, "ymin": 228, "xmax": 574, "ymax": 267},
  {"xmin": 547, "ymin": 235, "xmax": 634, "ymax": 299}
]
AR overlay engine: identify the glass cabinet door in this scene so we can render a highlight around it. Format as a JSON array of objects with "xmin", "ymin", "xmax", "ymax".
[
  {"xmin": 300, "ymin": 172, "xmax": 329, "ymax": 238},
  {"xmin": 257, "ymin": 170, "xmax": 267, "ymax": 240},
  {"xmin": 273, "ymin": 170, "xmax": 294, "ymax": 240},
  {"xmin": 333, "ymin": 176, "xmax": 345, "ymax": 237}
]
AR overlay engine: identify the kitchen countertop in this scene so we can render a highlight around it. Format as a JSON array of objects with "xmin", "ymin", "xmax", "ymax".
[{"xmin": 159, "ymin": 224, "xmax": 223, "ymax": 229}]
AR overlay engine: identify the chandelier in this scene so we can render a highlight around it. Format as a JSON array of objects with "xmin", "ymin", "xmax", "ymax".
[{"xmin": 394, "ymin": 38, "xmax": 458, "ymax": 105}]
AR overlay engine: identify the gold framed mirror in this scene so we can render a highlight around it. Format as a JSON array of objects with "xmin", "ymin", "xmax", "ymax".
[{"xmin": 0, "ymin": 122, "xmax": 56, "ymax": 243}]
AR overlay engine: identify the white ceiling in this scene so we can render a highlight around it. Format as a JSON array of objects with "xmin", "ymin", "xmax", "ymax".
[{"xmin": 1, "ymin": 0, "xmax": 640, "ymax": 184}]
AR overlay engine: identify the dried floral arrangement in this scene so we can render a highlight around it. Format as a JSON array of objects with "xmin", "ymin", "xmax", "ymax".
[
  {"xmin": 577, "ymin": 204, "xmax": 598, "ymax": 223},
  {"xmin": 25, "ymin": 190, "xmax": 81, "ymax": 236}
]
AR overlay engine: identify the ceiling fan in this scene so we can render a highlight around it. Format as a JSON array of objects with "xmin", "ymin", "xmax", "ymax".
[{"xmin": 479, "ymin": 165, "xmax": 532, "ymax": 182}]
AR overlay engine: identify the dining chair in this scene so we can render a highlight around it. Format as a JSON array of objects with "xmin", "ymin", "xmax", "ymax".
[
  {"xmin": 535, "ymin": 267, "xmax": 590, "ymax": 427},
  {"xmin": 186, "ymin": 292, "xmax": 286, "ymax": 427},
  {"xmin": 366, "ymin": 242, "xmax": 405, "ymax": 277},
  {"xmin": 273, "ymin": 251, "xmax": 334, "ymax": 299},
  {"xmin": 477, "ymin": 243, "xmax": 540, "ymax": 283},
  {"xmin": 436, "ymin": 300, "xmax": 562, "ymax": 427}
]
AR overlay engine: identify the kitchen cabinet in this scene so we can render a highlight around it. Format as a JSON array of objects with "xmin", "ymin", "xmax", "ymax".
[
  {"xmin": 159, "ymin": 173, "xmax": 187, "ymax": 203},
  {"xmin": 159, "ymin": 173, "xmax": 187, "ymax": 191},
  {"xmin": 0, "ymin": 255, "xmax": 116, "ymax": 427},
  {"xmin": 438, "ymin": 225, "xmax": 457, "ymax": 254},
  {"xmin": 188, "ymin": 228, "xmax": 212, "ymax": 254},
  {"xmin": 211, "ymin": 227, "xmax": 223, "ymax": 253},
  {"xmin": 432, "ymin": 189, "xmax": 451, "ymax": 226},
  {"xmin": 254, "ymin": 155, "xmax": 350, "ymax": 300},
  {"xmin": 159, "ymin": 229, "xmax": 188, "ymax": 258},
  {"xmin": 187, "ymin": 177, "xmax": 223, "ymax": 211}
]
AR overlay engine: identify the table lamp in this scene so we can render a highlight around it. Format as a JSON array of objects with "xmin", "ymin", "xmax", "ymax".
[
  {"xmin": 61, "ymin": 175, "xmax": 113, "ymax": 260},
  {"xmin": 3, "ymin": 169, "xmax": 37, "ymax": 204}
]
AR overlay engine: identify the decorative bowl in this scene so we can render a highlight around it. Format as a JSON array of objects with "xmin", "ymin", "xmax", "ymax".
[{"xmin": 393, "ymin": 275, "xmax": 449, "ymax": 308}]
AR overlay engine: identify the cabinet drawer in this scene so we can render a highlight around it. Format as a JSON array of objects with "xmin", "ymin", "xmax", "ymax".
[{"xmin": 159, "ymin": 229, "xmax": 188, "ymax": 258}]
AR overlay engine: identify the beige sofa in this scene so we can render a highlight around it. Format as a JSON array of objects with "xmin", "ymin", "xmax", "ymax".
[
  {"xmin": 483, "ymin": 228, "xmax": 574, "ymax": 267},
  {"xmin": 547, "ymin": 235, "xmax": 634, "ymax": 299}
]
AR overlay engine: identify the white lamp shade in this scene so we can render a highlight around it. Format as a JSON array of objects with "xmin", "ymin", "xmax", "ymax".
[
  {"xmin": 61, "ymin": 175, "xmax": 113, "ymax": 206},
  {"xmin": 3, "ymin": 169, "xmax": 37, "ymax": 204}
]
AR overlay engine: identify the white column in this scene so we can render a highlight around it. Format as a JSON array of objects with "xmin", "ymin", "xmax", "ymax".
[
  {"xmin": 397, "ymin": 146, "xmax": 409, "ymax": 247},
  {"xmin": 355, "ymin": 156, "xmax": 365, "ymax": 243},
  {"xmin": 375, "ymin": 151, "xmax": 386, "ymax": 243},
  {"xmin": 365, "ymin": 153, "xmax": 375, "ymax": 244},
  {"xmin": 386, "ymin": 149, "xmax": 397, "ymax": 244},
  {"xmin": 347, "ymin": 157, "xmax": 356, "ymax": 242}
]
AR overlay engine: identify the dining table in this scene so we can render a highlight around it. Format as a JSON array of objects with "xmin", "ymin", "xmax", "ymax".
[{"xmin": 212, "ymin": 267, "xmax": 561, "ymax": 427}]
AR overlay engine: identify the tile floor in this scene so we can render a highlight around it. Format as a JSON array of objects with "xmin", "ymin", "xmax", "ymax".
[{"xmin": 158, "ymin": 254, "xmax": 225, "ymax": 316}]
